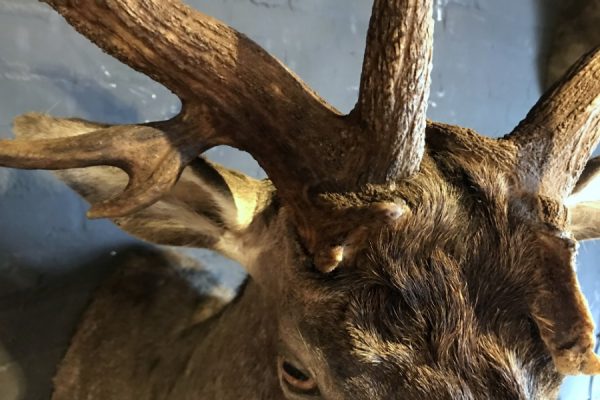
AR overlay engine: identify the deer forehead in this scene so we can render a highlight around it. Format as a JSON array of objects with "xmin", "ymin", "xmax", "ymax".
[{"xmin": 271, "ymin": 177, "xmax": 563, "ymax": 393}]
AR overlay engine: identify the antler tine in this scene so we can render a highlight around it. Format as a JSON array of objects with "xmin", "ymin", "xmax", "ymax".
[
  {"xmin": 506, "ymin": 47, "xmax": 600, "ymax": 199},
  {"xmin": 354, "ymin": 0, "xmax": 434, "ymax": 183},
  {"xmin": 1, "ymin": 0, "xmax": 436, "ymax": 270},
  {"xmin": 0, "ymin": 113, "xmax": 211, "ymax": 217}
]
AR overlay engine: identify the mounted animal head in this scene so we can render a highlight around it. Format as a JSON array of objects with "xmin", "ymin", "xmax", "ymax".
[{"xmin": 1, "ymin": 0, "xmax": 600, "ymax": 398}]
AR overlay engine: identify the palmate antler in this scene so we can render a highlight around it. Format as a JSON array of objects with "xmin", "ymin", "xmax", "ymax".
[{"xmin": 2, "ymin": 0, "xmax": 600, "ymax": 378}]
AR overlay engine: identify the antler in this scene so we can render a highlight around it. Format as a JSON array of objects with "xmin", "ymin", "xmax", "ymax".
[
  {"xmin": 0, "ymin": 0, "xmax": 435, "ymax": 270},
  {"xmin": 0, "ymin": 0, "xmax": 344, "ymax": 215},
  {"xmin": 355, "ymin": 0, "xmax": 434, "ymax": 183},
  {"xmin": 0, "ymin": 114, "xmax": 208, "ymax": 217},
  {"xmin": 506, "ymin": 47, "xmax": 600, "ymax": 199}
]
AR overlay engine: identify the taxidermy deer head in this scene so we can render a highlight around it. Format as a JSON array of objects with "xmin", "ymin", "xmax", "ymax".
[{"xmin": 1, "ymin": 0, "xmax": 600, "ymax": 398}]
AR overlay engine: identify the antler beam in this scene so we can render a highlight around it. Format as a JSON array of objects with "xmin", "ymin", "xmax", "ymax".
[
  {"xmin": 0, "ymin": 0, "xmax": 436, "ymax": 270},
  {"xmin": 43, "ymin": 0, "xmax": 334, "ymax": 122},
  {"xmin": 507, "ymin": 47, "xmax": 600, "ymax": 199},
  {"xmin": 0, "ymin": 0, "xmax": 351, "ymax": 211},
  {"xmin": 355, "ymin": 0, "xmax": 434, "ymax": 183},
  {"xmin": 2, "ymin": 113, "xmax": 213, "ymax": 217},
  {"xmin": 1, "ymin": 0, "xmax": 436, "ymax": 215},
  {"xmin": 45, "ymin": 0, "xmax": 355, "ymax": 193}
]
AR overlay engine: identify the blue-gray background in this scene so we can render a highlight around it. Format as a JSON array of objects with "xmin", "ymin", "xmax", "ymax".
[{"xmin": 0, "ymin": 0, "xmax": 598, "ymax": 398}]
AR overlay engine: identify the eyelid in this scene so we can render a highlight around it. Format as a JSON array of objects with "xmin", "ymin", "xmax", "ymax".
[
  {"xmin": 278, "ymin": 355, "xmax": 311, "ymax": 378},
  {"xmin": 278, "ymin": 356, "xmax": 320, "ymax": 396},
  {"xmin": 282, "ymin": 361, "xmax": 314, "ymax": 388},
  {"xmin": 277, "ymin": 340, "xmax": 309, "ymax": 368}
]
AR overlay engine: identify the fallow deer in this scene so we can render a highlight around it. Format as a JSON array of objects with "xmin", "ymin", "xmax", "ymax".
[{"xmin": 1, "ymin": 0, "xmax": 600, "ymax": 399}]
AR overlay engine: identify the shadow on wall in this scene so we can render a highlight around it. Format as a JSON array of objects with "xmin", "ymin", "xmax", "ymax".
[
  {"xmin": 532, "ymin": 0, "xmax": 561, "ymax": 90},
  {"xmin": 0, "ymin": 59, "xmax": 144, "ymax": 398},
  {"xmin": 0, "ymin": 246, "xmax": 146, "ymax": 400},
  {"xmin": 535, "ymin": 0, "xmax": 600, "ymax": 89},
  {"xmin": 0, "ymin": 244, "xmax": 233, "ymax": 400},
  {"xmin": 0, "ymin": 59, "xmax": 144, "ymax": 125}
]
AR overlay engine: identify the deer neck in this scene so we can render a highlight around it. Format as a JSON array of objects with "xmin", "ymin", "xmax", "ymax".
[
  {"xmin": 170, "ymin": 279, "xmax": 281, "ymax": 399},
  {"xmin": 52, "ymin": 250, "xmax": 283, "ymax": 400}
]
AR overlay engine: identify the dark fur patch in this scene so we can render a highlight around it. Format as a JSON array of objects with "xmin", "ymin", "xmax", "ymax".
[{"xmin": 296, "ymin": 164, "xmax": 561, "ymax": 399}]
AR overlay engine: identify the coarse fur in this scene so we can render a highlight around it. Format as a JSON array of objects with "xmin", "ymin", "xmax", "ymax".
[
  {"xmin": 51, "ymin": 145, "xmax": 562, "ymax": 399},
  {"xmin": 266, "ymin": 154, "xmax": 563, "ymax": 399}
]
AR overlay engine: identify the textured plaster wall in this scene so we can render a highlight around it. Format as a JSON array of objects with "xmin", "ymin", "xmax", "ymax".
[{"xmin": 0, "ymin": 0, "xmax": 597, "ymax": 398}]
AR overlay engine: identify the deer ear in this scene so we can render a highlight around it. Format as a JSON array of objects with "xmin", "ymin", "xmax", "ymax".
[
  {"xmin": 530, "ymin": 233, "xmax": 600, "ymax": 375},
  {"xmin": 11, "ymin": 113, "xmax": 274, "ymax": 263},
  {"xmin": 54, "ymin": 160, "xmax": 261, "ymax": 249},
  {"xmin": 566, "ymin": 156, "xmax": 600, "ymax": 241}
]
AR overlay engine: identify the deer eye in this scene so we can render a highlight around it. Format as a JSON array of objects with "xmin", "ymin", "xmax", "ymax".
[{"xmin": 278, "ymin": 356, "xmax": 319, "ymax": 395}]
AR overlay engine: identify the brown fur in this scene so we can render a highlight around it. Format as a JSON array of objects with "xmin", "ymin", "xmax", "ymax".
[
  {"xmin": 271, "ymin": 157, "xmax": 562, "ymax": 399},
  {"xmin": 52, "ymin": 146, "xmax": 569, "ymax": 399}
]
